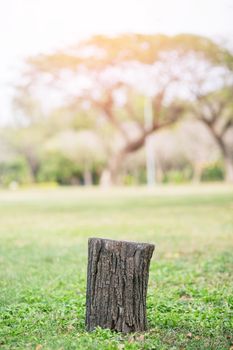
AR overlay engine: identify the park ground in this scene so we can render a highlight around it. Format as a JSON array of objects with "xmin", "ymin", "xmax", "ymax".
[{"xmin": 0, "ymin": 184, "xmax": 233, "ymax": 350}]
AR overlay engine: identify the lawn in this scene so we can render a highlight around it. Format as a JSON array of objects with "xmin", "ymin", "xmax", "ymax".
[{"xmin": 0, "ymin": 184, "xmax": 233, "ymax": 350}]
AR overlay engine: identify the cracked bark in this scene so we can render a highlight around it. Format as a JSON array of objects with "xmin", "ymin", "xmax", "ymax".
[{"xmin": 85, "ymin": 238, "xmax": 155, "ymax": 333}]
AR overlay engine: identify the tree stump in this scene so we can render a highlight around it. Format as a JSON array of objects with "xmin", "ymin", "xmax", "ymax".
[{"xmin": 85, "ymin": 237, "xmax": 155, "ymax": 333}]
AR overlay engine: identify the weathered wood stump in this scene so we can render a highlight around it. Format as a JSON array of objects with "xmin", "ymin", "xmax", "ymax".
[{"xmin": 85, "ymin": 237, "xmax": 155, "ymax": 333}]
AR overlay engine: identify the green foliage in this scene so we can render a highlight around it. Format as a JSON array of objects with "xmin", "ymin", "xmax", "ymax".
[
  {"xmin": 0, "ymin": 156, "xmax": 32, "ymax": 187},
  {"xmin": 122, "ymin": 169, "xmax": 148, "ymax": 185},
  {"xmin": 201, "ymin": 162, "xmax": 225, "ymax": 182},
  {"xmin": 122, "ymin": 174, "xmax": 139, "ymax": 186},
  {"xmin": 37, "ymin": 152, "xmax": 103, "ymax": 185},
  {"xmin": 37, "ymin": 152, "xmax": 82, "ymax": 185},
  {"xmin": 0, "ymin": 186, "xmax": 232, "ymax": 349},
  {"xmin": 163, "ymin": 168, "xmax": 193, "ymax": 184}
]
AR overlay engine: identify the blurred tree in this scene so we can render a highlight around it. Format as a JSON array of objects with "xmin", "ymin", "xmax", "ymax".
[
  {"xmin": 0, "ymin": 156, "xmax": 32, "ymax": 187},
  {"xmin": 175, "ymin": 120, "xmax": 220, "ymax": 182},
  {"xmin": 2, "ymin": 126, "xmax": 48, "ymax": 181},
  {"xmin": 191, "ymin": 87, "xmax": 233, "ymax": 182},
  {"xmin": 44, "ymin": 129, "xmax": 106, "ymax": 185},
  {"xmin": 13, "ymin": 33, "xmax": 233, "ymax": 183},
  {"xmin": 169, "ymin": 36, "xmax": 233, "ymax": 181},
  {"xmin": 14, "ymin": 34, "xmax": 187, "ymax": 184},
  {"xmin": 37, "ymin": 152, "xmax": 81, "ymax": 185}
]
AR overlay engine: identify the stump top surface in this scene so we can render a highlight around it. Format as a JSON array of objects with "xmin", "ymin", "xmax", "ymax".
[{"xmin": 89, "ymin": 237, "xmax": 155, "ymax": 249}]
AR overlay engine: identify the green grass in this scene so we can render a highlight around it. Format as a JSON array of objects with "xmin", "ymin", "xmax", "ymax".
[{"xmin": 0, "ymin": 184, "xmax": 233, "ymax": 350}]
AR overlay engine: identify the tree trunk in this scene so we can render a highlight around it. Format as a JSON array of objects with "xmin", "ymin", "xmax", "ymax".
[
  {"xmin": 215, "ymin": 140, "xmax": 233, "ymax": 183},
  {"xmin": 107, "ymin": 150, "xmax": 126, "ymax": 185},
  {"xmin": 84, "ymin": 169, "xmax": 93, "ymax": 186},
  {"xmin": 206, "ymin": 126, "xmax": 233, "ymax": 183},
  {"xmin": 225, "ymin": 155, "xmax": 233, "ymax": 183},
  {"xmin": 105, "ymin": 132, "xmax": 148, "ymax": 185},
  {"xmin": 86, "ymin": 238, "xmax": 155, "ymax": 333},
  {"xmin": 24, "ymin": 152, "xmax": 39, "ymax": 182}
]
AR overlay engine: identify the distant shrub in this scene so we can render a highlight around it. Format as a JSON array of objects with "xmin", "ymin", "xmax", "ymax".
[
  {"xmin": 37, "ymin": 152, "xmax": 104, "ymax": 185},
  {"xmin": 138, "ymin": 169, "xmax": 147, "ymax": 184},
  {"xmin": 122, "ymin": 168, "xmax": 148, "ymax": 185},
  {"xmin": 0, "ymin": 157, "xmax": 32, "ymax": 187},
  {"xmin": 163, "ymin": 167, "xmax": 192, "ymax": 184},
  {"xmin": 201, "ymin": 162, "xmax": 224, "ymax": 182},
  {"xmin": 123, "ymin": 174, "xmax": 138, "ymax": 186},
  {"xmin": 37, "ymin": 152, "xmax": 82, "ymax": 185}
]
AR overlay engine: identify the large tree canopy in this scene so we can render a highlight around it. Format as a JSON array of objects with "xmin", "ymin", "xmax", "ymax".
[
  {"xmin": 26, "ymin": 33, "xmax": 232, "ymax": 71},
  {"xmin": 14, "ymin": 33, "xmax": 233, "ymax": 183}
]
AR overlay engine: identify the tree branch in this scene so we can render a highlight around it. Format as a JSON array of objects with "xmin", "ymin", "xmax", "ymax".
[
  {"xmin": 122, "ymin": 104, "xmax": 183, "ymax": 154},
  {"xmin": 220, "ymin": 118, "xmax": 233, "ymax": 137},
  {"xmin": 91, "ymin": 93, "xmax": 130, "ymax": 143}
]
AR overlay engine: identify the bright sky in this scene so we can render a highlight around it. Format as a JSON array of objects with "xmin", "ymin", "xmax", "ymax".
[{"xmin": 0, "ymin": 0, "xmax": 233, "ymax": 124}]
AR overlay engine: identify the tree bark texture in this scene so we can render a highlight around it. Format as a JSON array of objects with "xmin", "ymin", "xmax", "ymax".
[{"xmin": 86, "ymin": 238, "xmax": 155, "ymax": 333}]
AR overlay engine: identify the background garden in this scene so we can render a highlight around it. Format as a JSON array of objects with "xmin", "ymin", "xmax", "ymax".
[{"xmin": 0, "ymin": 33, "xmax": 233, "ymax": 187}]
